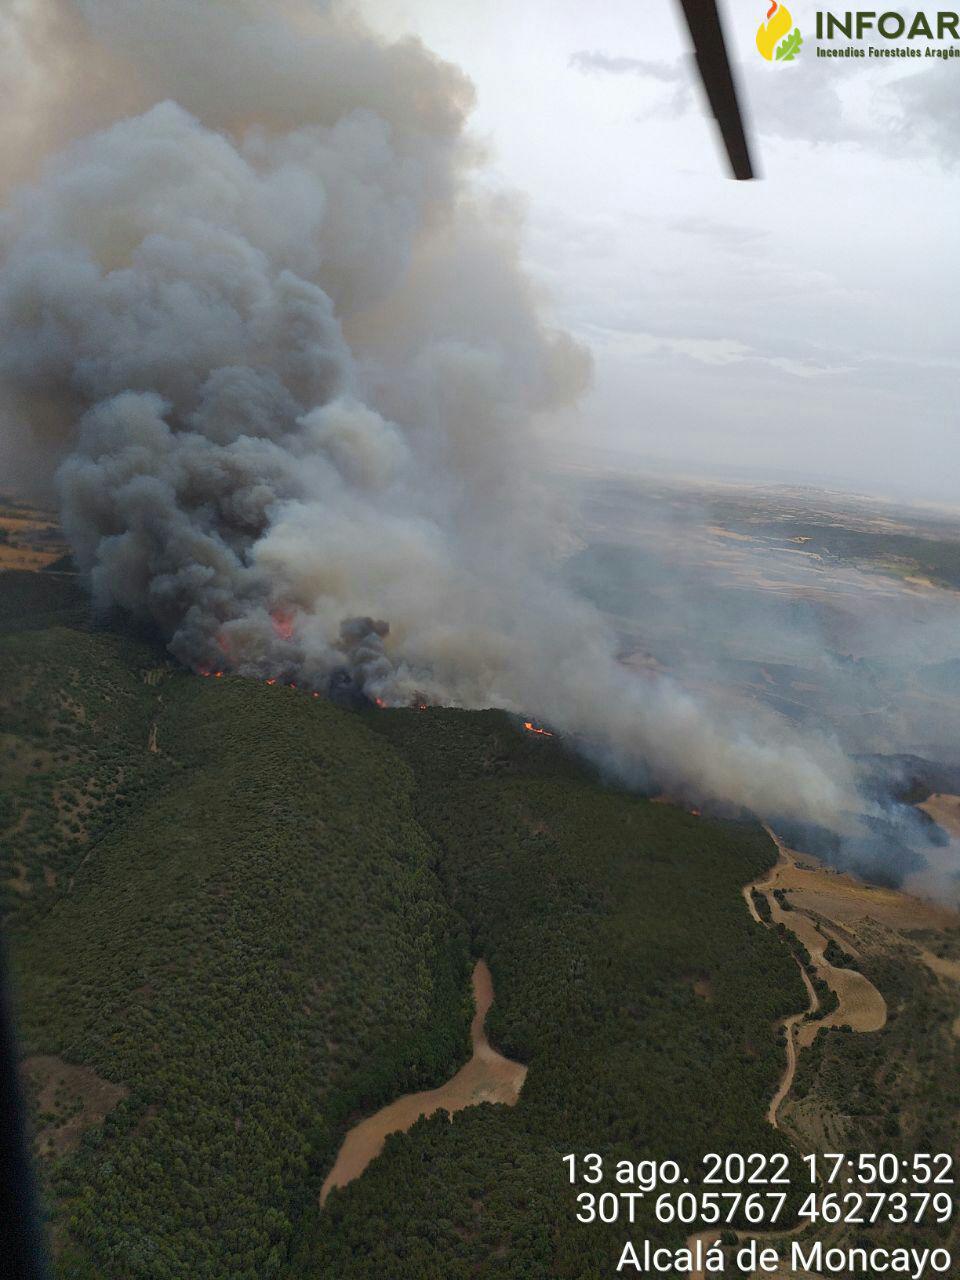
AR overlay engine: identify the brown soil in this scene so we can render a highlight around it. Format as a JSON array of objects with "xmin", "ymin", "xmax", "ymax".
[
  {"xmin": 6, "ymin": 862, "xmax": 32, "ymax": 896},
  {"xmin": 698, "ymin": 830, "xmax": 960, "ymax": 1280},
  {"xmin": 914, "ymin": 948, "xmax": 960, "ymax": 1037},
  {"xmin": 0, "ymin": 546, "xmax": 61, "ymax": 571},
  {"xmin": 920, "ymin": 793, "xmax": 960, "ymax": 837},
  {"xmin": 0, "ymin": 509, "xmax": 68, "ymax": 571},
  {"xmin": 742, "ymin": 832, "xmax": 888, "ymax": 1139},
  {"xmin": 756, "ymin": 833, "xmax": 887, "ymax": 1050},
  {"xmin": 22, "ymin": 1055, "xmax": 128, "ymax": 1159},
  {"xmin": 903, "ymin": 794, "xmax": 960, "ymax": 905},
  {"xmin": 762, "ymin": 839, "xmax": 956, "ymax": 935},
  {"xmin": 766, "ymin": 967, "xmax": 818, "ymax": 1126},
  {"xmin": 319, "ymin": 960, "xmax": 526, "ymax": 1205}
]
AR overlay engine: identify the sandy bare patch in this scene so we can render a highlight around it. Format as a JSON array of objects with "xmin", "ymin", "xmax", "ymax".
[
  {"xmin": 320, "ymin": 960, "xmax": 526, "ymax": 1205},
  {"xmin": 770, "ymin": 847, "xmax": 958, "ymax": 934},
  {"xmin": 22, "ymin": 1055, "xmax": 128, "ymax": 1159},
  {"xmin": 707, "ymin": 525, "xmax": 753, "ymax": 542},
  {"xmin": 744, "ymin": 835, "xmax": 890, "ymax": 1134},
  {"xmin": 0, "ymin": 505, "xmax": 68, "ymax": 571},
  {"xmin": 908, "ymin": 796, "xmax": 960, "ymax": 905},
  {"xmin": 691, "ymin": 977, "xmax": 714, "ymax": 1001},
  {"xmin": 6, "ymin": 862, "xmax": 32, "ymax": 895},
  {"xmin": 920, "ymin": 793, "xmax": 960, "ymax": 838},
  {"xmin": 766, "ymin": 966, "xmax": 817, "ymax": 1126},
  {"xmin": 756, "ymin": 836, "xmax": 887, "ymax": 1048},
  {"xmin": 0, "ymin": 546, "xmax": 62, "ymax": 571},
  {"xmin": 914, "ymin": 948, "xmax": 960, "ymax": 1037}
]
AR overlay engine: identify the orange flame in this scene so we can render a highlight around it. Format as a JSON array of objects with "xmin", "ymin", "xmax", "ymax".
[
  {"xmin": 271, "ymin": 608, "xmax": 295, "ymax": 642},
  {"xmin": 523, "ymin": 721, "xmax": 554, "ymax": 737}
]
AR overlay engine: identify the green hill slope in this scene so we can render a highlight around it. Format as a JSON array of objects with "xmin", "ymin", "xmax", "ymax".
[
  {"xmin": 4, "ymin": 636, "xmax": 469, "ymax": 1279},
  {"xmin": 296, "ymin": 711, "xmax": 804, "ymax": 1277},
  {"xmin": 2, "ymin": 593, "xmax": 805, "ymax": 1279}
]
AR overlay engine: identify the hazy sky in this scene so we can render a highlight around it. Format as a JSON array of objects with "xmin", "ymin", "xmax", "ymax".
[{"xmin": 368, "ymin": 0, "xmax": 959, "ymax": 500}]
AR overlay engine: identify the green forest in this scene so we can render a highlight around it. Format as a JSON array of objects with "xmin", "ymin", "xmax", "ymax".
[{"xmin": 2, "ymin": 570, "xmax": 809, "ymax": 1278}]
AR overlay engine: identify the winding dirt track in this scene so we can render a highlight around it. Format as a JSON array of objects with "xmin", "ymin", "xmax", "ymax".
[
  {"xmin": 740, "ymin": 879, "xmax": 813, "ymax": 1129},
  {"xmin": 319, "ymin": 960, "xmax": 526, "ymax": 1205},
  {"xmin": 765, "ymin": 966, "xmax": 818, "ymax": 1128},
  {"xmin": 688, "ymin": 827, "xmax": 958, "ymax": 1280},
  {"xmin": 689, "ymin": 831, "xmax": 889, "ymax": 1279},
  {"xmin": 754, "ymin": 830, "xmax": 886, "ymax": 1065}
]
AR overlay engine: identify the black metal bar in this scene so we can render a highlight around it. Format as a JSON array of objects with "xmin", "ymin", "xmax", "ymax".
[
  {"xmin": 677, "ymin": 0, "xmax": 757, "ymax": 179},
  {"xmin": 0, "ymin": 931, "xmax": 49, "ymax": 1280}
]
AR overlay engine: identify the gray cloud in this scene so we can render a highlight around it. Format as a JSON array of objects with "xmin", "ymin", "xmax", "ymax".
[
  {"xmin": 569, "ymin": 48, "xmax": 694, "ymax": 115},
  {"xmin": 886, "ymin": 66, "xmax": 960, "ymax": 160},
  {"xmin": 570, "ymin": 35, "xmax": 958, "ymax": 163},
  {"xmin": 569, "ymin": 50, "xmax": 686, "ymax": 82}
]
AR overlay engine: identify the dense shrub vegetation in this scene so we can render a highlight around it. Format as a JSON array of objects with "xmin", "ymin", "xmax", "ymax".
[
  {"xmin": 289, "ymin": 710, "xmax": 806, "ymax": 1276},
  {"xmin": 0, "ymin": 626, "xmax": 167, "ymax": 918},
  {"xmin": 0, "ymin": 568, "xmax": 88, "ymax": 635},
  {"xmin": 5, "ymin": 628, "xmax": 469, "ymax": 1278},
  {"xmin": 3, "ymin": 584, "xmax": 808, "ymax": 1278},
  {"xmin": 790, "ymin": 939, "xmax": 960, "ymax": 1258}
]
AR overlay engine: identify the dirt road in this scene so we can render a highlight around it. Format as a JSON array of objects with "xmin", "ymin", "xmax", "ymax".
[
  {"xmin": 755, "ymin": 832, "xmax": 886, "ymax": 1052},
  {"xmin": 320, "ymin": 959, "xmax": 526, "ymax": 1205}
]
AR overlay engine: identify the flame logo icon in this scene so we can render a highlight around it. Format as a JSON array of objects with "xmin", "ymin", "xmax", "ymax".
[{"xmin": 756, "ymin": 1, "xmax": 803, "ymax": 61}]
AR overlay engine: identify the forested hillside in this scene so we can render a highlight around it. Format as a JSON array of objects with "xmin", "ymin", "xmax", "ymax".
[
  {"xmin": 2, "ymin": 611, "xmax": 470, "ymax": 1278},
  {"xmin": 294, "ymin": 711, "xmax": 805, "ymax": 1276},
  {"xmin": 2, "ymin": 574, "xmax": 806, "ymax": 1278}
]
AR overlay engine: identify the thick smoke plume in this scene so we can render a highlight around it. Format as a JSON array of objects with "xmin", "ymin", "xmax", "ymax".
[{"xmin": 0, "ymin": 0, "xmax": 863, "ymax": 825}]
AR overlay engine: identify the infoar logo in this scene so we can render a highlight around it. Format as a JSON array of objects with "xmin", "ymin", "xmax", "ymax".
[{"xmin": 756, "ymin": 1, "xmax": 803, "ymax": 60}]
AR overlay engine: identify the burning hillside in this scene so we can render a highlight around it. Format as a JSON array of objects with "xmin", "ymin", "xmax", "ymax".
[
  {"xmin": 523, "ymin": 721, "xmax": 554, "ymax": 737},
  {"xmin": 0, "ymin": 0, "xmax": 873, "ymax": 829}
]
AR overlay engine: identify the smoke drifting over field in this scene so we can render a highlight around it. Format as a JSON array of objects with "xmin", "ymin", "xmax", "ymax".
[{"xmin": 0, "ymin": 0, "xmax": 865, "ymax": 825}]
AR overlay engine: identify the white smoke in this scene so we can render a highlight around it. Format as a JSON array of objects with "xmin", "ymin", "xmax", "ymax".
[{"xmin": 0, "ymin": 0, "xmax": 861, "ymax": 824}]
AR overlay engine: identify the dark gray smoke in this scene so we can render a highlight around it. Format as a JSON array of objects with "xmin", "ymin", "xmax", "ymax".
[{"xmin": 0, "ymin": 0, "xmax": 866, "ymax": 825}]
